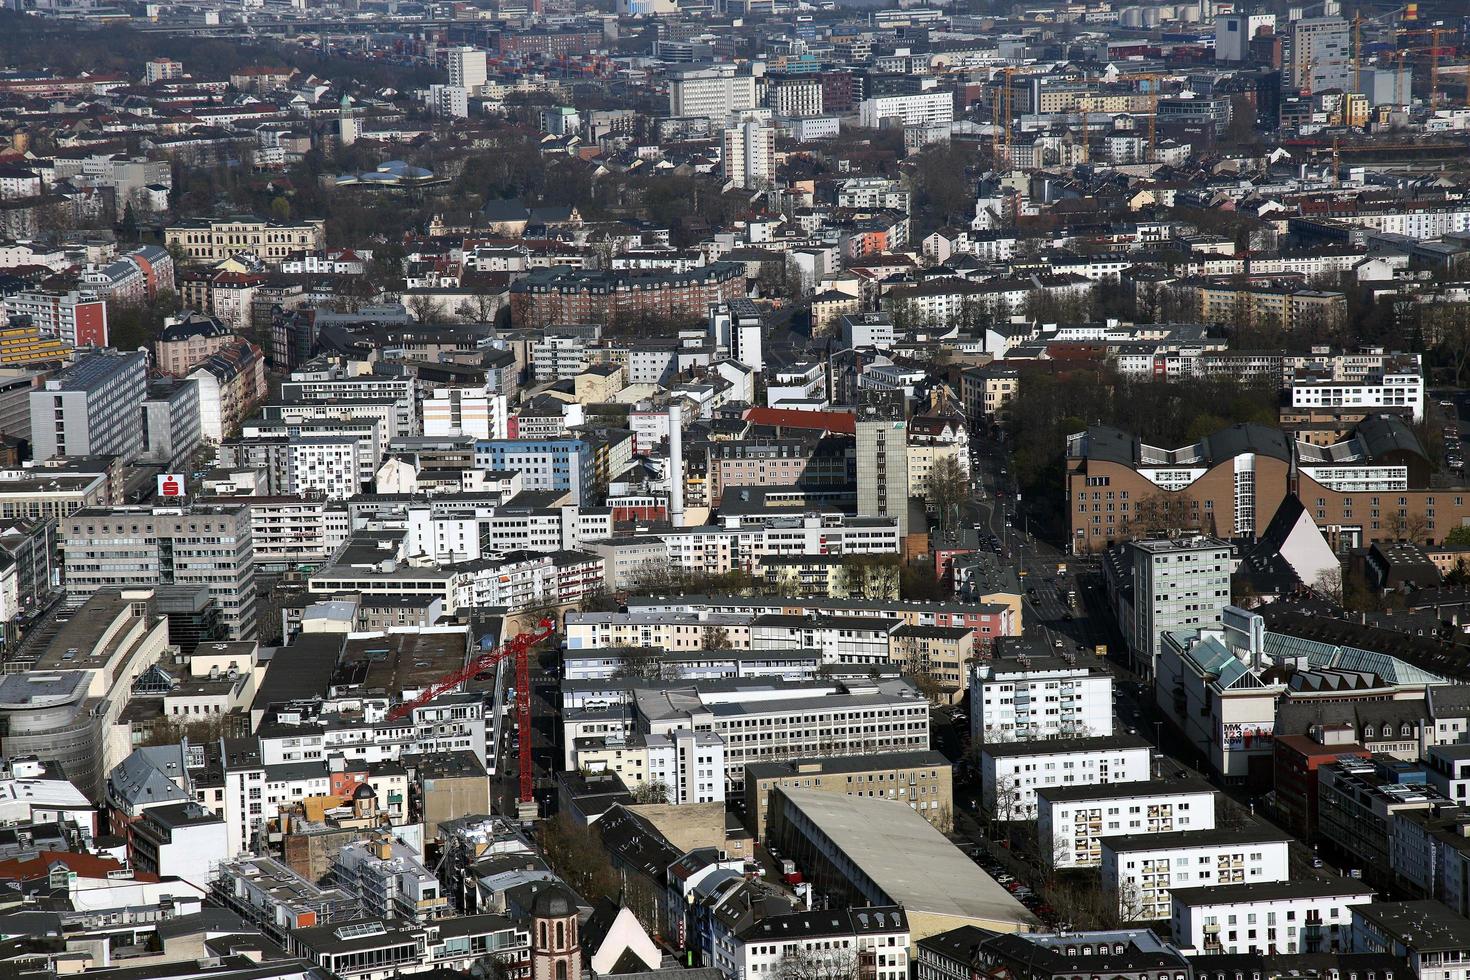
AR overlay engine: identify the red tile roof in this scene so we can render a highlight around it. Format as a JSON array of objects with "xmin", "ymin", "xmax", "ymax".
[
  {"xmin": 0, "ymin": 851, "xmax": 159, "ymax": 883},
  {"xmin": 742, "ymin": 407, "xmax": 856, "ymax": 436}
]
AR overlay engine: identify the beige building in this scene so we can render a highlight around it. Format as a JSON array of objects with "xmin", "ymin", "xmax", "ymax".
[
  {"xmin": 890, "ymin": 625, "xmax": 976, "ymax": 698},
  {"xmin": 165, "ymin": 217, "xmax": 326, "ymax": 266},
  {"xmin": 743, "ymin": 750, "xmax": 954, "ymax": 840}
]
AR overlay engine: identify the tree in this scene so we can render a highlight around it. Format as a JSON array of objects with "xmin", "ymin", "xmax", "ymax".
[
  {"xmin": 837, "ymin": 555, "xmax": 901, "ymax": 600},
  {"xmin": 927, "ymin": 453, "xmax": 968, "ymax": 533},
  {"xmin": 1424, "ymin": 303, "xmax": 1470, "ymax": 385},
  {"xmin": 776, "ymin": 947, "xmax": 862, "ymax": 980},
  {"xmin": 630, "ymin": 778, "xmax": 671, "ymax": 804},
  {"xmin": 610, "ymin": 646, "xmax": 673, "ymax": 681},
  {"xmin": 1443, "ymin": 526, "xmax": 1470, "ymax": 548},
  {"xmin": 701, "ymin": 624, "xmax": 731, "ymax": 649},
  {"xmin": 537, "ymin": 813, "xmax": 621, "ymax": 902},
  {"xmin": 1312, "ymin": 565, "xmax": 1344, "ymax": 605},
  {"xmin": 406, "ymin": 292, "xmax": 446, "ymax": 325}
]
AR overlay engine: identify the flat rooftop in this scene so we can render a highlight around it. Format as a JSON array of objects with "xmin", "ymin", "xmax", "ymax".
[
  {"xmin": 340, "ymin": 630, "xmax": 468, "ymax": 696},
  {"xmin": 773, "ymin": 787, "xmax": 1039, "ymax": 931},
  {"xmin": 1035, "ymin": 778, "xmax": 1216, "ymax": 803}
]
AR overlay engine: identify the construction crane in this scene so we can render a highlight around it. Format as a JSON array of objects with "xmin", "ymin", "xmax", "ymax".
[{"xmin": 387, "ymin": 617, "xmax": 555, "ymax": 811}]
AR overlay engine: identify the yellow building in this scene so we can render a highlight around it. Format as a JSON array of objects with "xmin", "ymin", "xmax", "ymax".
[{"xmin": 165, "ymin": 217, "xmax": 327, "ymax": 266}]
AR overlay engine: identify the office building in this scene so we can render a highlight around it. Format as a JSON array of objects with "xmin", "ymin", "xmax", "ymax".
[
  {"xmin": 1286, "ymin": 17, "xmax": 1351, "ymax": 94},
  {"xmin": 61, "ymin": 505, "xmax": 258, "ymax": 639},
  {"xmin": 667, "ymin": 63, "xmax": 758, "ymax": 119},
  {"xmin": 1215, "ymin": 13, "xmax": 1275, "ymax": 62},
  {"xmin": 29, "ymin": 350, "xmax": 147, "ymax": 463},
  {"xmin": 3, "ymin": 289, "xmax": 108, "ymax": 348},
  {"xmin": 857, "ymin": 92, "xmax": 954, "ymax": 129},
  {"xmin": 1115, "ymin": 537, "xmax": 1232, "ymax": 677}
]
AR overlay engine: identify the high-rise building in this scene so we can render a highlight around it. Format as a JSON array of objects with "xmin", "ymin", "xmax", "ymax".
[
  {"xmin": 769, "ymin": 76, "xmax": 823, "ymax": 117},
  {"xmin": 1121, "ymin": 536, "xmax": 1232, "ymax": 677},
  {"xmin": 722, "ymin": 120, "xmax": 775, "ymax": 189},
  {"xmin": 1285, "ymin": 17, "xmax": 1350, "ymax": 93},
  {"xmin": 29, "ymin": 349, "xmax": 147, "ymax": 463},
  {"xmin": 61, "ymin": 505, "xmax": 258, "ymax": 640},
  {"xmin": 1215, "ymin": 13, "xmax": 1275, "ymax": 62},
  {"xmin": 856, "ymin": 395, "xmax": 910, "ymax": 537},
  {"xmin": 667, "ymin": 62, "xmax": 758, "ymax": 119},
  {"xmin": 447, "ymin": 46, "xmax": 488, "ymax": 93}
]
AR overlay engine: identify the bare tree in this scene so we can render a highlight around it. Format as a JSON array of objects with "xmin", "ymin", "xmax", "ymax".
[
  {"xmin": 776, "ymin": 947, "xmax": 862, "ymax": 980},
  {"xmin": 927, "ymin": 453, "xmax": 969, "ymax": 533},
  {"xmin": 701, "ymin": 624, "xmax": 731, "ymax": 649},
  {"xmin": 1312, "ymin": 566, "xmax": 1344, "ymax": 605}
]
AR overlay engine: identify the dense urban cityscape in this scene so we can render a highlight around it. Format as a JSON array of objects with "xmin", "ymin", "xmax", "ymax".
[{"xmin": 0, "ymin": 0, "xmax": 1463, "ymax": 978}]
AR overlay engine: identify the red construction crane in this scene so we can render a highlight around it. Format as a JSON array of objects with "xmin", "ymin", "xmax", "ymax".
[{"xmin": 386, "ymin": 617, "xmax": 555, "ymax": 807}]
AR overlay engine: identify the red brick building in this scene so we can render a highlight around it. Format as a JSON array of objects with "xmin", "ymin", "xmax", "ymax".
[{"xmin": 509, "ymin": 262, "xmax": 744, "ymax": 328}]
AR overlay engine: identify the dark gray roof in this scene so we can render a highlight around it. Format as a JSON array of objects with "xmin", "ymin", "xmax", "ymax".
[{"xmin": 1355, "ymin": 413, "xmax": 1427, "ymax": 461}]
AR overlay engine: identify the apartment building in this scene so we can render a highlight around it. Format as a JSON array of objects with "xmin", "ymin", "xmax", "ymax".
[
  {"xmin": 734, "ymin": 908, "xmax": 910, "ymax": 980},
  {"xmin": 1288, "ymin": 370, "xmax": 1424, "ymax": 421},
  {"xmin": 978, "ymin": 735, "xmax": 1153, "ymax": 821},
  {"xmin": 61, "ymin": 505, "xmax": 257, "ymax": 639},
  {"xmin": 743, "ymin": 751, "xmax": 953, "ymax": 839},
  {"xmin": 1099, "ymin": 826, "xmax": 1292, "ymax": 921},
  {"xmin": 723, "ymin": 120, "xmax": 775, "ymax": 189},
  {"xmin": 1037, "ymin": 779, "xmax": 1217, "ymax": 869},
  {"xmin": 750, "ymin": 613, "xmax": 898, "ymax": 666},
  {"xmin": 165, "ymin": 216, "xmax": 327, "ymax": 265},
  {"xmin": 969, "ymin": 648, "xmax": 1113, "ymax": 744},
  {"xmin": 509, "ymin": 264, "xmax": 744, "ymax": 329},
  {"xmin": 3, "ymin": 289, "xmax": 108, "ymax": 347},
  {"xmin": 1171, "ymin": 878, "xmax": 1372, "ymax": 955},
  {"xmin": 29, "ymin": 350, "xmax": 147, "ymax": 463},
  {"xmin": 331, "ymin": 838, "xmax": 448, "ymax": 923}
]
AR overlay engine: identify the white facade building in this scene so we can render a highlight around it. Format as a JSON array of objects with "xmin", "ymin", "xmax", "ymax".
[
  {"xmin": 979, "ymin": 735, "xmax": 1153, "ymax": 821},
  {"xmin": 668, "ymin": 63, "xmax": 758, "ymax": 119},
  {"xmin": 857, "ymin": 92, "xmax": 953, "ymax": 129},
  {"xmin": 723, "ymin": 120, "xmax": 775, "ymax": 189},
  {"xmin": 1172, "ymin": 879, "xmax": 1372, "ymax": 955},
  {"xmin": 969, "ymin": 657, "xmax": 1113, "ymax": 745},
  {"xmin": 1100, "ymin": 827, "xmax": 1292, "ymax": 921},
  {"xmin": 1037, "ymin": 780, "xmax": 1217, "ymax": 869},
  {"xmin": 1288, "ymin": 371, "xmax": 1425, "ymax": 421},
  {"xmin": 647, "ymin": 729, "xmax": 726, "ymax": 805}
]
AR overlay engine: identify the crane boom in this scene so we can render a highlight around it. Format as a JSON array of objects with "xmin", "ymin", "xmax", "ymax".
[{"xmin": 386, "ymin": 617, "xmax": 555, "ymax": 808}]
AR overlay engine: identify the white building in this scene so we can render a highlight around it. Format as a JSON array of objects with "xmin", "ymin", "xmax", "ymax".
[
  {"xmin": 723, "ymin": 120, "xmax": 775, "ymax": 189},
  {"xmin": 647, "ymin": 729, "xmax": 725, "ymax": 805},
  {"xmin": 969, "ymin": 654, "xmax": 1113, "ymax": 745},
  {"xmin": 429, "ymin": 84, "xmax": 470, "ymax": 119},
  {"xmin": 978, "ymin": 735, "xmax": 1153, "ymax": 821},
  {"xmin": 130, "ymin": 802, "xmax": 229, "ymax": 893},
  {"xmin": 1100, "ymin": 827, "xmax": 1292, "ymax": 921},
  {"xmin": 1172, "ymin": 878, "xmax": 1372, "ymax": 955},
  {"xmin": 750, "ymin": 613, "xmax": 898, "ymax": 666},
  {"xmin": 668, "ymin": 63, "xmax": 758, "ymax": 119},
  {"xmin": 734, "ymin": 908, "xmax": 909, "ymax": 980},
  {"xmin": 447, "ymin": 47, "xmax": 488, "ymax": 92},
  {"xmin": 769, "ymin": 77, "xmax": 823, "ymax": 118},
  {"xmin": 29, "ymin": 350, "xmax": 147, "ymax": 463},
  {"xmin": 857, "ymin": 92, "xmax": 953, "ymax": 130},
  {"xmin": 1288, "ymin": 371, "xmax": 1425, "ymax": 421},
  {"xmin": 423, "ymin": 387, "xmax": 508, "ymax": 441},
  {"xmin": 1153, "ymin": 612, "xmax": 1287, "ymax": 785},
  {"xmin": 1037, "ymin": 779, "xmax": 1217, "ymax": 869},
  {"xmin": 287, "ymin": 437, "xmax": 360, "ymax": 500}
]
